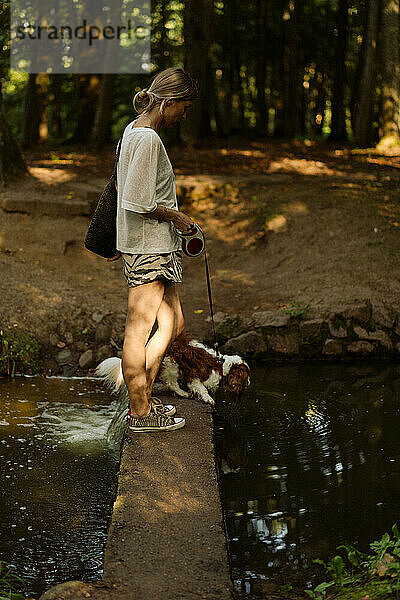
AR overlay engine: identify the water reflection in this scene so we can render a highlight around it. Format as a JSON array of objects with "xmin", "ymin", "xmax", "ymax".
[
  {"xmin": 214, "ymin": 361, "xmax": 400, "ymax": 596},
  {"xmin": 0, "ymin": 376, "xmax": 121, "ymax": 599}
]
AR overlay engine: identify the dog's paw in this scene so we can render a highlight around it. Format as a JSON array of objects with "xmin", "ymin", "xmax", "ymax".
[
  {"xmin": 174, "ymin": 389, "xmax": 190, "ymax": 398},
  {"xmin": 201, "ymin": 394, "xmax": 215, "ymax": 406}
]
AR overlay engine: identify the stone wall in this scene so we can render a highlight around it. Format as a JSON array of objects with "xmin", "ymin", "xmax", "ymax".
[{"xmin": 213, "ymin": 300, "xmax": 400, "ymax": 360}]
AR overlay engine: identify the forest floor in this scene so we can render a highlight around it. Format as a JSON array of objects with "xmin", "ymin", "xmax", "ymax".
[{"xmin": 1, "ymin": 135, "xmax": 400, "ymax": 376}]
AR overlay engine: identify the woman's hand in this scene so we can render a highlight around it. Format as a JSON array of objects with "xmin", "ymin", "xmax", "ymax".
[
  {"xmin": 106, "ymin": 251, "xmax": 121, "ymax": 262},
  {"xmin": 172, "ymin": 211, "xmax": 197, "ymax": 232}
]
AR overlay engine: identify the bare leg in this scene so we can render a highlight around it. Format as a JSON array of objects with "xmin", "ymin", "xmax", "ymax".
[
  {"xmin": 122, "ymin": 280, "xmax": 165, "ymax": 417},
  {"xmin": 145, "ymin": 281, "xmax": 185, "ymax": 399}
]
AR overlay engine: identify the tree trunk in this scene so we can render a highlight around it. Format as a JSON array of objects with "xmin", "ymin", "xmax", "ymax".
[
  {"xmin": 158, "ymin": 0, "xmax": 169, "ymax": 71},
  {"xmin": 21, "ymin": 74, "xmax": 41, "ymax": 148},
  {"xmin": 255, "ymin": 0, "xmax": 268, "ymax": 136},
  {"xmin": 312, "ymin": 70, "xmax": 327, "ymax": 136},
  {"xmin": 183, "ymin": 0, "xmax": 214, "ymax": 142},
  {"xmin": 69, "ymin": 75, "xmax": 100, "ymax": 144},
  {"xmin": 0, "ymin": 87, "xmax": 28, "ymax": 187},
  {"xmin": 48, "ymin": 74, "xmax": 63, "ymax": 140},
  {"xmin": 377, "ymin": 0, "xmax": 400, "ymax": 148},
  {"xmin": 350, "ymin": 4, "xmax": 368, "ymax": 130},
  {"xmin": 218, "ymin": 0, "xmax": 234, "ymax": 136},
  {"xmin": 281, "ymin": 0, "xmax": 302, "ymax": 138},
  {"xmin": 90, "ymin": 74, "xmax": 116, "ymax": 149},
  {"xmin": 353, "ymin": 0, "xmax": 380, "ymax": 146},
  {"xmin": 330, "ymin": 0, "xmax": 350, "ymax": 141}
]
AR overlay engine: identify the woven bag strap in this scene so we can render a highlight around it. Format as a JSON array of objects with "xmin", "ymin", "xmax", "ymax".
[{"xmin": 116, "ymin": 136, "xmax": 123, "ymax": 162}]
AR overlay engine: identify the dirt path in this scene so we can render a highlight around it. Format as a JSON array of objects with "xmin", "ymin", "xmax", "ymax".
[{"xmin": 1, "ymin": 138, "xmax": 399, "ymax": 374}]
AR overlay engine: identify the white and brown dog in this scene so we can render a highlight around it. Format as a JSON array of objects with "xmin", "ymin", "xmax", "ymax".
[{"xmin": 96, "ymin": 333, "xmax": 250, "ymax": 406}]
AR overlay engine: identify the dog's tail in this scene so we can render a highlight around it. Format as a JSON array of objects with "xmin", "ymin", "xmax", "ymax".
[{"xmin": 95, "ymin": 356, "xmax": 124, "ymax": 393}]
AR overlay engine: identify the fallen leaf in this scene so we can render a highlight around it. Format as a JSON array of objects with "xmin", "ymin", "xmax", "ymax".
[{"xmin": 193, "ymin": 309, "xmax": 204, "ymax": 314}]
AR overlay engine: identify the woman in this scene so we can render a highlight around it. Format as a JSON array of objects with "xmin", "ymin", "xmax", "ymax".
[{"xmin": 110, "ymin": 67, "xmax": 199, "ymax": 432}]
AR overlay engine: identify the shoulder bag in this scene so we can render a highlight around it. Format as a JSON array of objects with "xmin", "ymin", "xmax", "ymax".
[{"xmin": 84, "ymin": 135, "xmax": 124, "ymax": 259}]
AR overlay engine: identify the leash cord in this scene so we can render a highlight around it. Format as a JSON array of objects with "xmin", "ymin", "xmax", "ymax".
[{"xmin": 203, "ymin": 247, "xmax": 222, "ymax": 363}]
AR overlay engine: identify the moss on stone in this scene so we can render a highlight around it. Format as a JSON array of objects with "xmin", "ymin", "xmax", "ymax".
[
  {"xmin": 0, "ymin": 328, "xmax": 42, "ymax": 376},
  {"xmin": 215, "ymin": 315, "xmax": 245, "ymax": 345}
]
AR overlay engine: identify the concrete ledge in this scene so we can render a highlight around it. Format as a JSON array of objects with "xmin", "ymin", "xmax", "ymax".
[{"xmin": 39, "ymin": 398, "xmax": 232, "ymax": 600}]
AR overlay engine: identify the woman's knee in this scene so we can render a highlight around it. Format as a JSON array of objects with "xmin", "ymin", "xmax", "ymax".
[{"xmin": 125, "ymin": 307, "xmax": 155, "ymax": 342}]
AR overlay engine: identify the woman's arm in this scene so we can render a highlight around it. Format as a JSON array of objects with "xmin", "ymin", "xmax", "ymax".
[{"xmin": 145, "ymin": 204, "xmax": 196, "ymax": 232}]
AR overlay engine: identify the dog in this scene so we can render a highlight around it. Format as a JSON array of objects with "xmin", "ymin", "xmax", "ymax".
[{"xmin": 95, "ymin": 333, "xmax": 250, "ymax": 406}]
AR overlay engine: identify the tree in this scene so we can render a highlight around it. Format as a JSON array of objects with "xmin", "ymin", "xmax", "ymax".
[
  {"xmin": 183, "ymin": 0, "xmax": 214, "ymax": 141},
  {"xmin": 376, "ymin": 0, "xmax": 400, "ymax": 149},
  {"xmin": 91, "ymin": 74, "xmax": 116, "ymax": 149},
  {"xmin": 352, "ymin": 0, "xmax": 380, "ymax": 146},
  {"xmin": 0, "ymin": 87, "xmax": 28, "ymax": 186},
  {"xmin": 0, "ymin": 0, "xmax": 28, "ymax": 185},
  {"xmin": 330, "ymin": 0, "xmax": 350, "ymax": 141}
]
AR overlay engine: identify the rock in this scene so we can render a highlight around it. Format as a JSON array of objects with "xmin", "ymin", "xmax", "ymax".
[
  {"xmin": 95, "ymin": 322, "xmax": 112, "ymax": 343},
  {"xmin": 267, "ymin": 332, "xmax": 299, "ymax": 354},
  {"xmin": 328, "ymin": 319, "xmax": 347, "ymax": 338},
  {"xmin": 341, "ymin": 301, "xmax": 372, "ymax": 324},
  {"xmin": 117, "ymin": 350, "xmax": 123, "ymax": 358},
  {"xmin": 347, "ymin": 340, "xmax": 375, "ymax": 354},
  {"xmin": 251, "ymin": 311, "xmax": 290, "ymax": 328},
  {"xmin": 56, "ymin": 348, "xmax": 72, "ymax": 364},
  {"xmin": 206, "ymin": 311, "xmax": 227, "ymax": 324},
  {"xmin": 353, "ymin": 325, "xmax": 369, "ymax": 338},
  {"xmin": 96, "ymin": 344, "xmax": 113, "ymax": 362},
  {"xmin": 393, "ymin": 315, "xmax": 400, "ymax": 337},
  {"xmin": 215, "ymin": 314, "xmax": 245, "ymax": 342},
  {"xmin": 322, "ymin": 338, "xmax": 343, "ymax": 355},
  {"xmin": 371, "ymin": 552, "xmax": 396, "ymax": 577},
  {"xmin": 79, "ymin": 349, "xmax": 94, "ymax": 369},
  {"xmin": 371, "ymin": 301, "xmax": 396, "ymax": 329},
  {"xmin": 62, "ymin": 364, "xmax": 78, "ymax": 377},
  {"xmin": 39, "ymin": 580, "xmax": 96, "ymax": 600},
  {"xmin": 353, "ymin": 326, "xmax": 392, "ymax": 349},
  {"xmin": 220, "ymin": 331, "xmax": 267, "ymax": 357},
  {"xmin": 369, "ymin": 330, "xmax": 392, "ymax": 350},
  {"xmin": 49, "ymin": 333, "xmax": 59, "ymax": 346},
  {"xmin": 92, "ymin": 311, "xmax": 104, "ymax": 323},
  {"xmin": 300, "ymin": 318, "xmax": 323, "ymax": 340}
]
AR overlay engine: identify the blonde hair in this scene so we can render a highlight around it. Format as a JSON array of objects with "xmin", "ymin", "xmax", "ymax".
[{"xmin": 133, "ymin": 67, "xmax": 199, "ymax": 116}]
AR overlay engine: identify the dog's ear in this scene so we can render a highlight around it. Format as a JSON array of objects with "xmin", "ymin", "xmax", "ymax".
[{"xmin": 227, "ymin": 364, "xmax": 250, "ymax": 395}]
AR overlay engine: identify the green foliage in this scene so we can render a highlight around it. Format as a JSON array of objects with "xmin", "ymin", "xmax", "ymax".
[
  {"xmin": 215, "ymin": 315, "xmax": 244, "ymax": 345},
  {"xmin": 0, "ymin": 328, "xmax": 42, "ymax": 376},
  {"xmin": 251, "ymin": 195, "xmax": 278, "ymax": 228},
  {"xmin": 280, "ymin": 301, "xmax": 311, "ymax": 318},
  {"xmin": 0, "ymin": 561, "xmax": 26, "ymax": 600},
  {"xmin": 305, "ymin": 524, "xmax": 400, "ymax": 599}
]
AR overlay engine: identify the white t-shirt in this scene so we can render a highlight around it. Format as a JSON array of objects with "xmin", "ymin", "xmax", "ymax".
[{"xmin": 116, "ymin": 120, "xmax": 181, "ymax": 254}]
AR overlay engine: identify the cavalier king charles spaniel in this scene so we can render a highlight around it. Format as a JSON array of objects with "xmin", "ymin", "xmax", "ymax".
[{"xmin": 96, "ymin": 333, "xmax": 250, "ymax": 406}]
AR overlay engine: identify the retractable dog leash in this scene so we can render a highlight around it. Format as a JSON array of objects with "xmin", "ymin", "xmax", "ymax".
[{"xmin": 174, "ymin": 223, "xmax": 224, "ymax": 376}]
